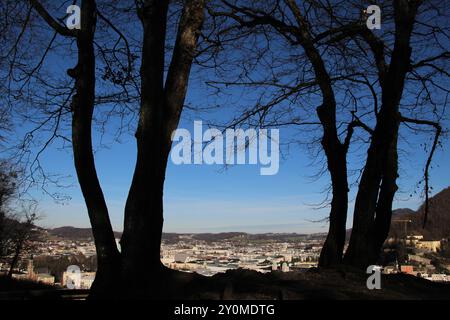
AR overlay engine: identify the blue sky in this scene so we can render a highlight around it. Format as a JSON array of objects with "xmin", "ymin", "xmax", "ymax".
[
  {"xmin": 17, "ymin": 56, "xmax": 449, "ymax": 234},
  {"xmin": 7, "ymin": 2, "xmax": 449, "ymax": 234},
  {"xmin": 25, "ymin": 64, "xmax": 449, "ymax": 234},
  {"xmin": 30, "ymin": 109, "xmax": 449, "ymax": 234}
]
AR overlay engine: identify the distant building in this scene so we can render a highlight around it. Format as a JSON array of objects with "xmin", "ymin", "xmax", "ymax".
[
  {"xmin": 174, "ymin": 253, "xmax": 189, "ymax": 263},
  {"xmin": 408, "ymin": 254, "xmax": 431, "ymax": 265},
  {"xmin": 400, "ymin": 265, "xmax": 414, "ymax": 275},
  {"xmin": 415, "ymin": 240, "xmax": 441, "ymax": 252},
  {"xmin": 430, "ymin": 274, "xmax": 449, "ymax": 282},
  {"xmin": 36, "ymin": 274, "xmax": 55, "ymax": 285},
  {"xmin": 271, "ymin": 261, "xmax": 278, "ymax": 271},
  {"xmin": 62, "ymin": 271, "xmax": 96, "ymax": 289},
  {"xmin": 18, "ymin": 258, "xmax": 56, "ymax": 285},
  {"xmin": 382, "ymin": 266, "xmax": 397, "ymax": 274},
  {"xmin": 405, "ymin": 235, "xmax": 424, "ymax": 245}
]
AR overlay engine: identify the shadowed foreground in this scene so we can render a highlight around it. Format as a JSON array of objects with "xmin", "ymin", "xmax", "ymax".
[
  {"xmin": 2, "ymin": 268, "xmax": 450, "ymax": 300},
  {"xmin": 168, "ymin": 268, "xmax": 450, "ymax": 300}
]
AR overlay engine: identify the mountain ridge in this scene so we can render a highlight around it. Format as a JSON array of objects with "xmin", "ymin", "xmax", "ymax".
[
  {"xmin": 46, "ymin": 186, "xmax": 450, "ymax": 241},
  {"xmin": 391, "ymin": 186, "xmax": 450, "ymax": 240},
  {"xmin": 46, "ymin": 227, "xmax": 324, "ymax": 243}
]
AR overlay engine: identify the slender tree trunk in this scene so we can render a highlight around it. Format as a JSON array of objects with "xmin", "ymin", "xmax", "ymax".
[
  {"xmin": 0, "ymin": 211, "xmax": 4, "ymax": 258},
  {"xmin": 373, "ymin": 134, "xmax": 399, "ymax": 258},
  {"xmin": 302, "ymin": 43, "xmax": 349, "ymax": 268},
  {"xmin": 70, "ymin": 0, "xmax": 120, "ymax": 297},
  {"xmin": 7, "ymin": 237, "xmax": 24, "ymax": 278},
  {"xmin": 319, "ymin": 143, "xmax": 349, "ymax": 267},
  {"xmin": 278, "ymin": 1, "xmax": 351, "ymax": 267}
]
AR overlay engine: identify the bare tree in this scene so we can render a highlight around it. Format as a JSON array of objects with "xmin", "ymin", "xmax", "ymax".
[
  {"xmin": 6, "ymin": 203, "xmax": 39, "ymax": 278},
  {"xmin": 0, "ymin": 162, "xmax": 40, "ymax": 278},
  {"xmin": 120, "ymin": 0, "xmax": 205, "ymax": 297},
  {"xmin": 206, "ymin": 0, "xmax": 370, "ymax": 267},
  {"xmin": 3, "ymin": 0, "xmax": 205, "ymax": 297},
  {"xmin": 205, "ymin": 0, "xmax": 448, "ymax": 268},
  {"xmin": 0, "ymin": 161, "xmax": 18, "ymax": 259},
  {"xmin": 333, "ymin": 0, "xmax": 447, "ymax": 267},
  {"xmin": 26, "ymin": 0, "xmax": 122, "ymax": 296},
  {"xmin": 310, "ymin": 0, "xmax": 447, "ymax": 267}
]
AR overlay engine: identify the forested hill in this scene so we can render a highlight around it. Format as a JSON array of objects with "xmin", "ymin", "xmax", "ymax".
[
  {"xmin": 391, "ymin": 186, "xmax": 450, "ymax": 240},
  {"xmin": 48, "ymin": 187, "xmax": 450, "ymax": 242},
  {"xmin": 48, "ymin": 227, "xmax": 122, "ymax": 240},
  {"xmin": 47, "ymin": 227, "xmax": 321, "ymax": 243}
]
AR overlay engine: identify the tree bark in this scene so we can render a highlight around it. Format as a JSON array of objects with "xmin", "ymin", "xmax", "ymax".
[
  {"xmin": 344, "ymin": 0, "xmax": 421, "ymax": 268},
  {"xmin": 284, "ymin": 0, "xmax": 350, "ymax": 267},
  {"xmin": 69, "ymin": 0, "xmax": 120, "ymax": 297},
  {"xmin": 7, "ymin": 237, "xmax": 24, "ymax": 278},
  {"xmin": 343, "ymin": 108, "xmax": 400, "ymax": 268},
  {"xmin": 318, "ymin": 143, "xmax": 348, "ymax": 267},
  {"xmin": 373, "ymin": 135, "xmax": 399, "ymax": 258},
  {"xmin": 31, "ymin": 0, "xmax": 204, "ymax": 298},
  {"xmin": 120, "ymin": 0, "xmax": 204, "ymax": 297}
]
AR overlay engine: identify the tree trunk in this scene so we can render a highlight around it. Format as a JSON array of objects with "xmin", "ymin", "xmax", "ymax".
[
  {"xmin": 279, "ymin": 1, "xmax": 350, "ymax": 267},
  {"xmin": 319, "ymin": 144, "xmax": 349, "ymax": 267},
  {"xmin": 119, "ymin": 0, "xmax": 169, "ymax": 297},
  {"xmin": 0, "ymin": 211, "xmax": 4, "ymax": 258},
  {"xmin": 343, "ymin": 108, "xmax": 399, "ymax": 268},
  {"xmin": 373, "ymin": 134, "xmax": 399, "ymax": 259},
  {"xmin": 344, "ymin": 0, "xmax": 420, "ymax": 268},
  {"xmin": 120, "ymin": 0, "xmax": 204, "ymax": 298},
  {"xmin": 302, "ymin": 42, "xmax": 349, "ymax": 268},
  {"xmin": 70, "ymin": 0, "xmax": 120, "ymax": 297},
  {"xmin": 30, "ymin": 0, "xmax": 204, "ymax": 299},
  {"xmin": 7, "ymin": 237, "xmax": 24, "ymax": 278}
]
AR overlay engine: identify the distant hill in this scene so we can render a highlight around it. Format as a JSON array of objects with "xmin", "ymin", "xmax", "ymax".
[
  {"xmin": 48, "ymin": 186, "xmax": 450, "ymax": 243},
  {"xmin": 49, "ymin": 226, "xmax": 122, "ymax": 240},
  {"xmin": 192, "ymin": 232, "xmax": 248, "ymax": 242},
  {"xmin": 46, "ymin": 227, "xmax": 317, "ymax": 243},
  {"xmin": 391, "ymin": 186, "xmax": 450, "ymax": 240}
]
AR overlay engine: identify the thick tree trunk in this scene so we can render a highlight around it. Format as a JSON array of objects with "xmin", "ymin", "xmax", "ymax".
[
  {"xmin": 70, "ymin": 0, "xmax": 120, "ymax": 297},
  {"xmin": 30, "ymin": 0, "xmax": 204, "ymax": 299},
  {"xmin": 343, "ymin": 108, "xmax": 399, "ymax": 268},
  {"xmin": 120, "ymin": 0, "xmax": 169, "ymax": 297},
  {"xmin": 120, "ymin": 0, "xmax": 204, "ymax": 298},
  {"xmin": 344, "ymin": 0, "xmax": 420, "ymax": 268}
]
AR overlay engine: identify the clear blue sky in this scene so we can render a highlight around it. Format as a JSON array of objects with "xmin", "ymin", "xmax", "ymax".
[
  {"xmin": 9, "ymin": 4, "xmax": 449, "ymax": 234},
  {"xmin": 25, "ymin": 83, "xmax": 449, "ymax": 234},
  {"xmin": 33, "ymin": 128, "xmax": 450, "ymax": 234}
]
